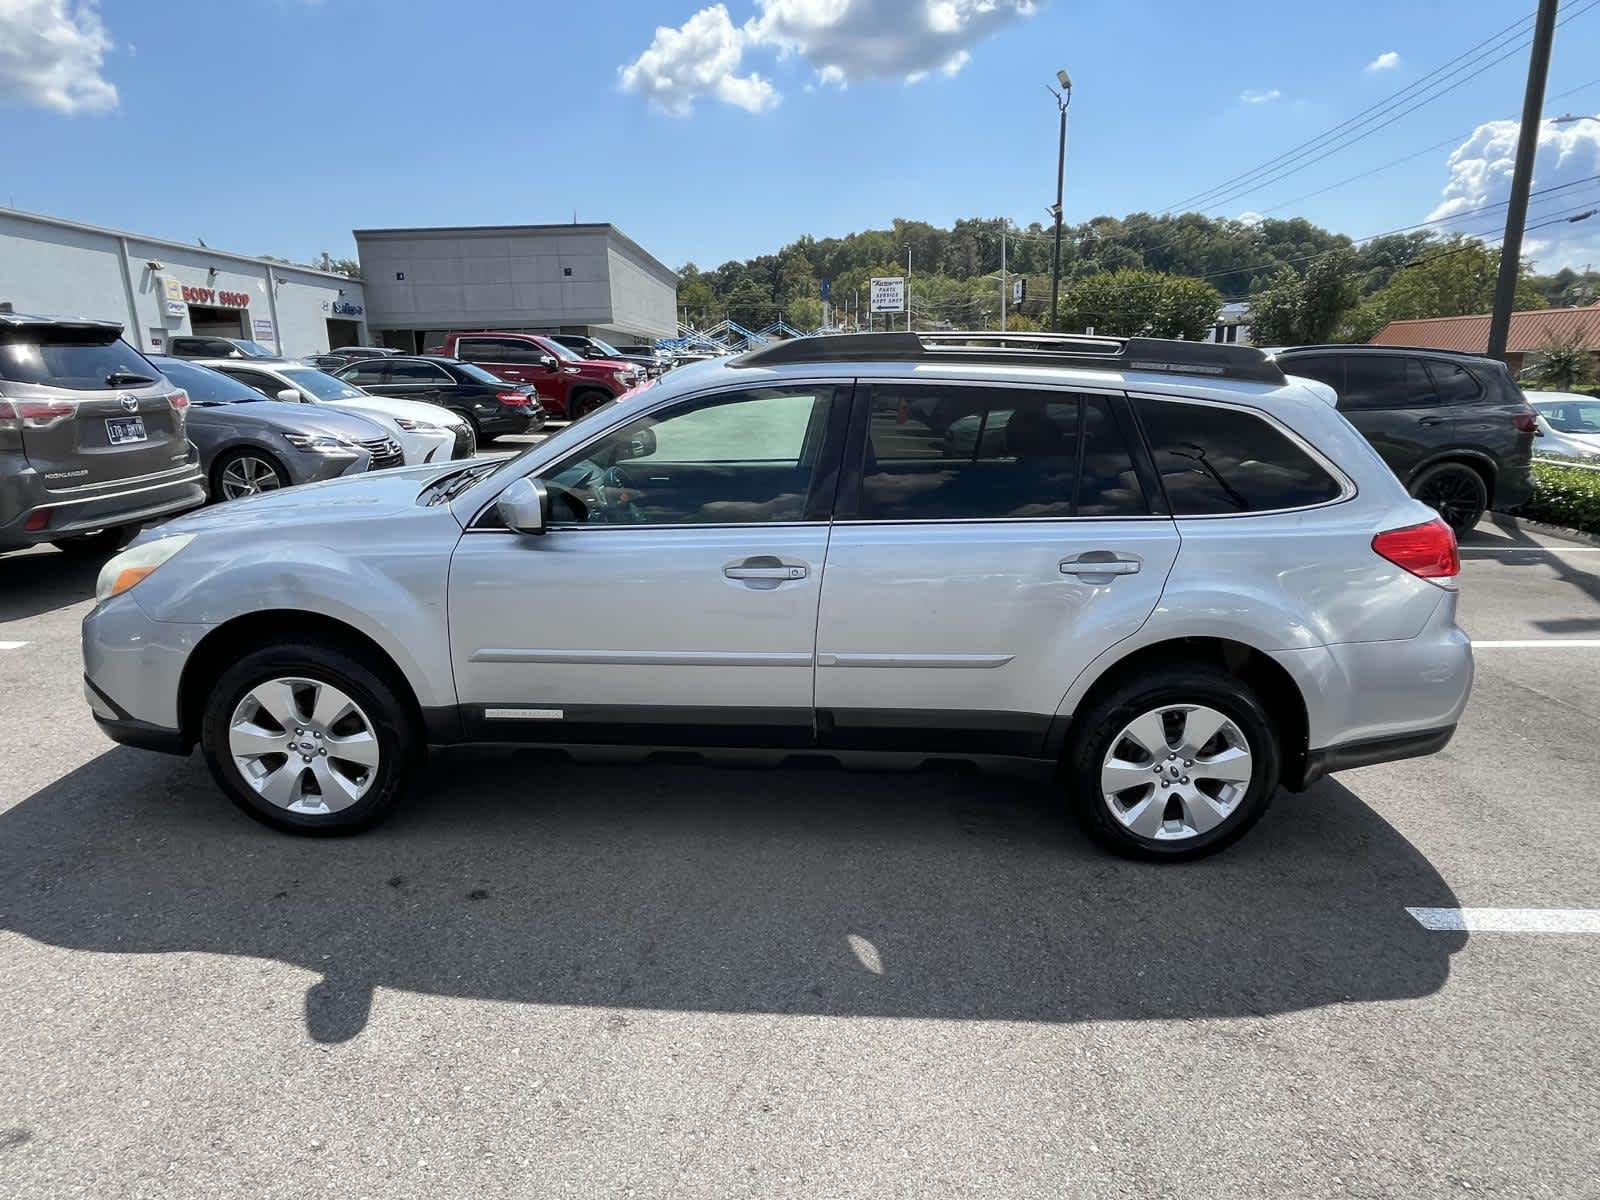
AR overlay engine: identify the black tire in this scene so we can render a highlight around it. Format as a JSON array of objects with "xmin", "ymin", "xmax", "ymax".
[
  {"xmin": 1063, "ymin": 662, "xmax": 1280, "ymax": 861},
  {"xmin": 211, "ymin": 448, "xmax": 290, "ymax": 503},
  {"xmin": 200, "ymin": 637, "xmax": 420, "ymax": 836},
  {"xmin": 1410, "ymin": 462, "xmax": 1487, "ymax": 534},
  {"xmin": 567, "ymin": 390, "xmax": 609, "ymax": 420},
  {"xmin": 51, "ymin": 526, "xmax": 137, "ymax": 556},
  {"xmin": 452, "ymin": 409, "xmax": 481, "ymax": 440}
]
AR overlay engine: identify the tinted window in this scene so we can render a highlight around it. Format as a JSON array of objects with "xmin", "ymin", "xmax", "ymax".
[
  {"xmin": 540, "ymin": 386, "xmax": 837, "ymax": 526},
  {"xmin": 1425, "ymin": 359, "xmax": 1482, "ymax": 404},
  {"xmin": 388, "ymin": 361, "xmax": 451, "ymax": 383},
  {"xmin": 459, "ymin": 337, "xmax": 544, "ymax": 365},
  {"xmin": 0, "ymin": 338, "xmax": 159, "ymax": 390},
  {"xmin": 1283, "ymin": 355, "xmax": 1343, "ymax": 391},
  {"xmin": 220, "ymin": 369, "xmax": 286, "ymax": 399},
  {"xmin": 341, "ymin": 361, "xmax": 389, "ymax": 385},
  {"xmin": 856, "ymin": 385, "xmax": 1144, "ymax": 520},
  {"xmin": 150, "ymin": 358, "xmax": 265, "ymax": 404},
  {"xmin": 1137, "ymin": 398, "xmax": 1344, "ymax": 514},
  {"xmin": 453, "ymin": 361, "xmax": 504, "ymax": 385}
]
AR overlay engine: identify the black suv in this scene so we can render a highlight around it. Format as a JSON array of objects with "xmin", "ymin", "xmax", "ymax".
[
  {"xmin": 334, "ymin": 355, "xmax": 545, "ymax": 440},
  {"xmin": 1273, "ymin": 345, "xmax": 1536, "ymax": 532}
]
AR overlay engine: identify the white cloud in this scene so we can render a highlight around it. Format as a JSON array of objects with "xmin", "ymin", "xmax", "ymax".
[
  {"xmin": 1240, "ymin": 88, "xmax": 1280, "ymax": 104},
  {"xmin": 617, "ymin": 5, "xmax": 777, "ymax": 116},
  {"xmin": 1366, "ymin": 50, "xmax": 1401, "ymax": 72},
  {"xmin": 1428, "ymin": 117, "xmax": 1600, "ymax": 271},
  {"xmin": 619, "ymin": 0, "xmax": 1037, "ymax": 115},
  {"xmin": 1237, "ymin": 211, "xmax": 1265, "ymax": 227},
  {"xmin": 0, "ymin": 0, "xmax": 117, "ymax": 115}
]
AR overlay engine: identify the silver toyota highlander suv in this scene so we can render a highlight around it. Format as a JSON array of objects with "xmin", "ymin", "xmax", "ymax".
[{"xmin": 80, "ymin": 333, "xmax": 1473, "ymax": 860}]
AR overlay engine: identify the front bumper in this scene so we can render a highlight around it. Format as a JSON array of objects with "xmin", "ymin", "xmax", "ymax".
[
  {"xmin": 86, "ymin": 676, "xmax": 189, "ymax": 755},
  {"xmin": 82, "ymin": 591, "xmax": 204, "ymax": 751}
]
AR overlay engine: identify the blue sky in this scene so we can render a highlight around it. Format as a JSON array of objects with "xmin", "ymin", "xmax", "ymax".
[{"xmin": 6, "ymin": 0, "xmax": 1600, "ymax": 273}]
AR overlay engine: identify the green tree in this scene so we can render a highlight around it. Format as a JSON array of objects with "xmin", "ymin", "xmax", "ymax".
[
  {"xmin": 785, "ymin": 296, "xmax": 824, "ymax": 330},
  {"xmin": 1366, "ymin": 236, "xmax": 1545, "ymax": 326},
  {"xmin": 1061, "ymin": 270, "xmax": 1221, "ymax": 340},
  {"xmin": 1248, "ymin": 249, "xmax": 1360, "ymax": 345},
  {"xmin": 1525, "ymin": 327, "xmax": 1598, "ymax": 391}
]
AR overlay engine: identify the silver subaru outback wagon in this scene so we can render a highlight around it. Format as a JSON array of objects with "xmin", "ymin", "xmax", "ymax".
[{"xmin": 81, "ymin": 333, "xmax": 1472, "ymax": 860}]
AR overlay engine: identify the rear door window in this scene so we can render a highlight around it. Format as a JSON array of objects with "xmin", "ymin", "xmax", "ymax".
[
  {"xmin": 341, "ymin": 361, "xmax": 390, "ymax": 385},
  {"xmin": 458, "ymin": 337, "xmax": 542, "ymax": 364},
  {"xmin": 388, "ymin": 361, "xmax": 452, "ymax": 383},
  {"xmin": 851, "ymin": 385, "xmax": 1147, "ymax": 521},
  {"xmin": 1339, "ymin": 355, "xmax": 1406, "ymax": 411},
  {"xmin": 1424, "ymin": 359, "xmax": 1482, "ymax": 404},
  {"xmin": 1136, "ymin": 397, "xmax": 1344, "ymax": 515}
]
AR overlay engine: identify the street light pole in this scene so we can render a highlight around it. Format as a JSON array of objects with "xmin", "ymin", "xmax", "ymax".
[
  {"xmin": 1488, "ymin": 0, "xmax": 1559, "ymax": 361},
  {"xmin": 1047, "ymin": 69, "xmax": 1072, "ymax": 333}
]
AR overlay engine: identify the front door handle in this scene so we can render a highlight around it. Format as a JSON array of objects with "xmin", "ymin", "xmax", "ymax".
[
  {"xmin": 1061, "ymin": 553, "xmax": 1142, "ymax": 579},
  {"xmin": 724, "ymin": 555, "xmax": 808, "ymax": 588},
  {"xmin": 1418, "ymin": 416, "xmax": 1450, "ymax": 427}
]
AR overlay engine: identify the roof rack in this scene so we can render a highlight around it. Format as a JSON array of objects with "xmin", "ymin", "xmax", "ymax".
[
  {"xmin": 1274, "ymin": 342, "xmax": 1498, "ymax": 361},
  {"xmin": 731, "ymin": 331, "xmax": 1287, "ymax": 384}
]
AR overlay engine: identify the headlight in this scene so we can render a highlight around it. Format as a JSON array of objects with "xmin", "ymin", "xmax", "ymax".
[
  {"xmin": 392, "ymin": 417, "xmax": 440, "ymax": 433},
  {"xmin": 96, "ymin": 534, "xmax": 196, "ymax": 603},
  {"xmin": 284, "ymin": 432, "xmax": 357, "ymax": 454}
]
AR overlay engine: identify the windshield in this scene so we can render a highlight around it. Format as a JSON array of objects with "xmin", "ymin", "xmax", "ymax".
[
  {"xmin": 543, "ymin": 338, "xmax": 583, "ymax": 363},
  {"xmin": 454, "ymin": 361, "xmax": 507, "ymax": 385},
  {"xmin": 588, "ymin": 338, "xmax": 624, "ymax": 358},
  {"xmin": 229, "ymin": 340, "xmax": 277, "ymax": 357},
  {"xmin": 282, "ymin": 367, "xmax": 366, "ymax": 401},
  {"xmin": 151, "ymin": 358, "xmax": 263, "ymax": 404},
  {"xmin": 1534, "ymin": 398, "xmax": 1600, "ymax": 434}
]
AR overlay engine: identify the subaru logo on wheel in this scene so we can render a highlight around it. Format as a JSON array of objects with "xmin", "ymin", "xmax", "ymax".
[{"xmin": 117, "ymin": 394, "xmax": 138, "ymax": 413}]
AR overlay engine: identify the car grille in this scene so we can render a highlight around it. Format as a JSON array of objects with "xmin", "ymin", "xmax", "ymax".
[
  {"xmin": 359, "ymin": 436, "xmax": 404, "ymax": 471},
  {"xmin": 452, "ymin": 424, "xmax": 476, "ymax": 459}
]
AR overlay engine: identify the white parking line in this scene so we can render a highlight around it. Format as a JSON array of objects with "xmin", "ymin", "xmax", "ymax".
[
  {"xmin": 0, "ymin": 641, "xmax": 29, "ymax": 651},
  {"xmin": 1472, "ymin": 640, "xmax": 1600, "ymax": 648},
  {"xmin": 1461, "ymin": 546, "xmax": 1600, "ymax": 554},
  {"xmin": 1408, "ymin": 907, "xmax": 1600, "ymax": 933}
]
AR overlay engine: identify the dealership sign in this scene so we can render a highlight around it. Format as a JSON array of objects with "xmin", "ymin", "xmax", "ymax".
[
  {"xmin": 159, "ymin": 276, "xmax": 185, "ymax": 317},
  {"xmin": 180, "ymin": 285, "xmax": 250, "ymax": 308},
  {"xmin": 870, "ymin": 276, "xmax": 906, "ymax": 313},
  {"xmin": 322, "ymin": 299, "xmax": 364, "ymax": 317}
]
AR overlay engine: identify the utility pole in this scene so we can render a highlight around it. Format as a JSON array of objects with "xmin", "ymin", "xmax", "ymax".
[
  {"xmin": 1489, "ymin": 0, "xmax": 1559, "ymax": 360},
  {"xmin": 1047, "ymin": 69, "xmax": 1072, "ymax": 333},
  {"xmin": 1000, "ymin": 218, "xmax": 1008, "ymax": 332},
  {"xmin": 906, "ymin": 246, "xmax": 913, "ymax": 332}
]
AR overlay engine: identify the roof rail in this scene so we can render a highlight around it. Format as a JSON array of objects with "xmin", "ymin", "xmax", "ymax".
[
  {"xmin": 731, "ymin": 330, "xmax": 1287, "ymax": 384},
  {"xmin": 1274, "ymin": 342, "xmax": 1498, "ymax": 361}
]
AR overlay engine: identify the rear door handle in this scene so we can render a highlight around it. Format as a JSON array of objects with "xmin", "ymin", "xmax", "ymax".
[
  {"xmin": 1061, "ymin": 554, "xmax": 1142, "ymax": 578},
  {"xmin": 725, "ymin": 565, "xmax": 807, "ymax": 580},
  {"xmin": 1418, "ymin": 416, "xmax": 1450, "ymax": 427}
]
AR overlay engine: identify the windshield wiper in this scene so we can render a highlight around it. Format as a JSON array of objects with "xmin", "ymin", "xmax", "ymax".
[
  {"xmin": 106, "ymin": 370, "xmax": 157, "ymax": 387},
  {"xmin": 425, "ymin": 461, "xmax": 497, "ymax": 506}
]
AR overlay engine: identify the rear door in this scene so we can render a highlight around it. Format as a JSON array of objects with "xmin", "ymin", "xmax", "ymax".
[
  {"xmin": 0, "ymin": 335, "xmax": 186, "ymax": 492},
  {"xmin": 372, "ymin": 359, "xmax": 454, "ymax": 408},
  {"xmin": 813, "ymin": 381, "xmax": 1180, "ymax": 756},
  {"xmin": 1334, "ymin": 353, "xmax": 1447, "ymax": 482}
]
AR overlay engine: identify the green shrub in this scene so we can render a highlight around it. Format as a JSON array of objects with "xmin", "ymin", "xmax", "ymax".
[{"xmin": 1514, "ymin": 459, "xmax": 1600, "ymax": 533}]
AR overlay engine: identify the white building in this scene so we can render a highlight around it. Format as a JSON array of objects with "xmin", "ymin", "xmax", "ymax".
[
  {"xmin": 1206, "ymin": 300, "xmax": 1253, "ymax": 345},
  {"xmin": 354, "ymin": 223, "xmax": 678, "ymax": 352},
  {"xmin": 0, "ymin": 207, "xmax": 369, "ymax": 356}
]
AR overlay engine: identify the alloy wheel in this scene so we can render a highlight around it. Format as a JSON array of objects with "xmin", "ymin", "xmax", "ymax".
[
  {"xmin": 1100, "ymin": 704, "xmax": 1253, "ymax": 841},
  {"xmin": 228, "ymin": 677, "xmax": 380, "ymax": 815},
  {"xmin": 219, "ymin": 455, "xmax": 284, "ymax": 500},
  {"xmin": 1415, "ymin": 470, "xmax": 1482, "ymax": 528}
]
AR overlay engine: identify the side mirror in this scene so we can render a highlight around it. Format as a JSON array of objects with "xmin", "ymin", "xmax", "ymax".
[
  {"xmin": 276, "ymin": 388, "xmax": 300, "ymax": 403},
  {"xmin": 496, "ymin": 476, "xmax": 550, "ymax": 535},
  {"xmin": 614, "ymin": 425, "xmax": 657, "ymax": 462},
  {"xmin": 539, "ymin": 355, "xmax": 559, "ymax": 370}
]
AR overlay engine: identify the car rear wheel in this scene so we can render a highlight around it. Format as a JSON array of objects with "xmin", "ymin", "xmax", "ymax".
[
  {"xmin": 200, "ymin": 639, "xmax": 419, "ymax": 835},
  {"xmin": 1063, "ymin": 663, "xmax": 1279, "ymax": 861},
  {"xmin": 1410, "ymin": 462, "xmax": 1487, "ymax": 534},
  {"xmin": 214, "ymin": 449, "xmax": 290, "ymax": 502}
]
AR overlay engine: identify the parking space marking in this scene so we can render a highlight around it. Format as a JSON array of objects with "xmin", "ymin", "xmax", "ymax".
[
  {"xmin": 1461, "ymin": 546, "xmax": 1600, "ymax": 554},
  {"xmin": 0, "ymin": 641, "xmax": 29, "ymax": 651},
  {"xmin": 1472, "ymin": 640, "xmax": 1600, "ymax": 648},
  {"xmin": 1408, "ymin": 907, "xmax": 1600, "ymax": 933}
]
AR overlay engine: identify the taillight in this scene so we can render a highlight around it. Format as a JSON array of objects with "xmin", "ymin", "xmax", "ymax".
[
  {"xmin": 24, "ymin": 509, "xmax": 51, "ymax": 531},
  {"xmin": 1512, "ymin": 409, "xmax": 1538, "ymax": 434},
  {"xmin": 167, "ymin": 389, "xmax": 189, "ymax": 412},
  {"xmin": 496, "ymin": 390, "xmax": 529, "ymax": 407},
  {"xmin": 13, "ymin": 399, "xmax": 75, "ymax": 429},
  {"xmin": 1373, "ymin": 518, "xmax": 1460, "ymax": 581}
]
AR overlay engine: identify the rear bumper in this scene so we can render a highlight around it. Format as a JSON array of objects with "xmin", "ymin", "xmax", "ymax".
[
  {"xmin": 1294, "ymin": 724, "xmax": 1456, "ymax": 790},
  {"xmin": 480, "ymin": 408, "xmax": 544, "ymax": 436},
  {"xmin": 0, "ymin": 464, "xmax": 206, "ymax": 549},
  {"xmin": 1495, "ymin": 463, "xmax": 1535, "ymax": 510}
]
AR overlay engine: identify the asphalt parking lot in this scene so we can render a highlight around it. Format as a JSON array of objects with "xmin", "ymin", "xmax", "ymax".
[{"xmin": 2, "ymin": 511, "xmax": 1598, "ymax": 1199}]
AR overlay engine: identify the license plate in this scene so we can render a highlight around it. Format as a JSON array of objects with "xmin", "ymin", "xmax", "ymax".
[{"xmin": 105, "ymin": 416, "xmax": 147, "ymax": 445}]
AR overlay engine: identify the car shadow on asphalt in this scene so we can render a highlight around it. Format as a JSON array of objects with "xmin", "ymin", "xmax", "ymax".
[
  {"xmin": 1463, "ymin": 521, "xmax": 1600, "ymax": 613},
  {"xmin": 0, "ymin": 747, "xmax": 1464, "ymax": 1044},
  {"xmin": 0, "ymin": 549, "xmax": 100, "ymax": 622}
]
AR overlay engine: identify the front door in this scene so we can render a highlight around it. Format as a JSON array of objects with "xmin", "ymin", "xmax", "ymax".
[
  {"xmin": 447, "ymin": 381, "xmax": 851, "ymax": 746},
  {"xmin": 814, "ymin": 382, "xmax": 1180, "ymax": 756}
]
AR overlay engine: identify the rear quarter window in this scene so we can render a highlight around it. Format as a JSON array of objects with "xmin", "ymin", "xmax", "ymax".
[{"xmin": 1136, "ymin": 397, "xmax": 1345, "ymax": 515}]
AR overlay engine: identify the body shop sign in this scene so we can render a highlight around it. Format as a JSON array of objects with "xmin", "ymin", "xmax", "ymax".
[{"xmin": 181, "ymin": 285, "xmax": 250, "ymax": 308}]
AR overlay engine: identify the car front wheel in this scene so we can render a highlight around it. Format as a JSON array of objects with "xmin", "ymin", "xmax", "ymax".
[
  {"xmin": 200, "ymin": 639, "xmax": 418, "ymax": 835},
  {"xmin": 1063, "ymin": 663, "xmax": 1280, "ymax": 861}
]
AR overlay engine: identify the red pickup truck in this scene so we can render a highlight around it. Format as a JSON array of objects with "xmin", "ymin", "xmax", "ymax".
[{"xmin": 433, "ymin": 332, "xmax": 644, "ymax": 419}]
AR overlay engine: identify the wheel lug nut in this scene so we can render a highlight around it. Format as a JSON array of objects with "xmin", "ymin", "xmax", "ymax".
[
  {"xmin": 301, "ymin": 755, "xmax": 311, "ymax": 763},
  {"xmin": 1180, "ymin": 776, "xmax": 1189, "ymax": 784},
  {"xmin": 1184, "ymin": 759, "xmax": 1193, "ymax": 767},
  {"xmin": 313, "ymin": 731, "xmax": 323, "ymax": 739},
  {"xmin": 319, "ymin": 749, "xmax": 326, "ymax": 756}
]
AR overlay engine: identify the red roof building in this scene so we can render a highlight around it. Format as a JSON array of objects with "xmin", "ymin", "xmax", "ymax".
[{"xmin": 1370, "ymin": 304, "xmax": 1600, "ymax": 373}]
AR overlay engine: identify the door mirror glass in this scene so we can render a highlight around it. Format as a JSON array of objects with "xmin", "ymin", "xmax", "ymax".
[
  {"xmin": 276, "ymin": 388, "xmax": 300, "ymax": 403},
  {"xmin": 539, "ymin": 355, "xmax": 559, "ymax": 370},
  {"xmin": 496, "ymin": 476, "xmax": 549, "ymax": 535}
]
